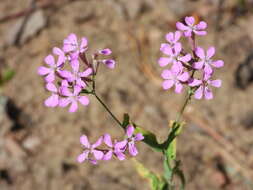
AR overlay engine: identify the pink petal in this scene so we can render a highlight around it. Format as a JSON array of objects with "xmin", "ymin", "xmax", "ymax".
[
  {"xmin": 204, "ymin": 64, "xmax": 213, "ymax": 75},
  {"xmin": 68, "ymin": 33, "xmax": 78, "ymax": 45},
  {"xmin": 70, "ymin": 59, "xmax": 80, "ymax": 72},
  {"xmin": 188, "ymin": 79, "xmax": 202, "ymax": 87},
  {"xmin": 103, "ymin": 134, "xmax": 113, "ymax": 147},
  {"xmin": 196, "ymin": 21, "xmax": 207, "ymax": 30},
  {"xmin": 128, "ymin": 142, "xmax": 138, "ymax": 156},
  {"xmin": 174, "ymin": 42, "xmax": 182, "ymax": 55},
  {"xmin": 177, "ymin": 72, "xmax": 189, "ymax": 82},
  {"xmin": 46, "ymin": 83, "xmax": 57, "ymax": 93},
  {"xmin": 193, "ymin": 61, "xmax": 204, "ymax": 70},
  {"xmin": 195, "ymin": 47, "xmax": 205, "ymax": 59},
  {"xmin": 158, "ymin": 57, "xmax": 171, "ymax": 67},
  {"xmin": 165, "ymin": 32, "xmax": 174, "ymax": 43},
  {"xmin": 161, "ymin": 45, "xmax": 173, "ymax": 56},
  {"xmin": 73, "ymin": 85, "xmax": 81, "ymax": 96},
  {"xmin": 69, "ymin": 100, "xmax": 78, "ymax": 112},
  {"xmin": 185, "ymin": 16, "xmax": 195, "ymax": 26},
  {"xmin": 80, "ymin": 135, "xmax": 90, "ymax": 148},
  {"xmin": 77, "ymin": 150, "xmax": 89, "ymax": 163},
  {"xmin": 44, "ymin": 55, "xmax": 55, "ymax": 66},
  {"xmin": 80, "ymin": 37, "xmax": 88, "ymax": 52},
  {"xmin": 126, "ymin": 125, "xmax": 134, "ymax": 138},
  {"xmin": 76, "ymin": 78, "xmax": 86, "ymax": 88},
  {"xmin": 207, "ymin": 47, "xmax": 215, "ymax": 59},
  {"xmin": 102, "ymin": 59, "xmax": 115, "ymax": 69},
  {"xmin": 99, "ymin": 48, "xmax": 112, "ymax": 55},
  {"xmin": 114, "ymin": 140, "xmax": 127, "ymax": 150},
  {"xmin": 60, "ymin": 87, "xmax": 72, "ymax": 97},
  {"xmin": 160, "ymin": 43, "xmax": 169, "ymax": 51},
  {"xmin": 45, "ymin": 72, "xmax": 55, "ymax": 83},
  {"xmin": 162, "ymin": 80, "xmax": 174, "ymax": 90},
  {"xmin": 210, "ymin": 79, "xmax": 222, "ymax": 87},
  {"xmin": 38, "ymin": 66, "xmax": 51, "ymax": 76},
  {"xmin": 59, "ymin": 97, "xmax": 71, "ymax": 107},
  {"xmin": 134, "ymin": 133, "xmax": 144, "ymax": 141},
  {"xmin": 174, "ymin": 31, "xmax": 181, "ymax": 42},
  {"xmin": 78, "ymin": 96, "xmax": 89, "ymax": 106},
  {"xmin": 194, "ymin": 30, "xmax": 207, "ymax": 36},
  {"xmin": 89, "ymin": 159, "xmax": 97, "ymax": 165},
  {"xmin": 103, "ymin": 150, "xmax": 112, "ymax": 160},
  {"xmin": 194, "ymin": 86, "xmax": 203, "ymax": 99},
  {"xmin": 53, "ymin": 47, "xmax": 64, "ymax": 56},
  {"xmin": 79, "ymin": 68, "xmax": 92, "ymax": 77},
  {"xmin": 176, "ymin": 22, "xmax": 189, "ymax": 31},
  {"xmin": 171, "ymin": 62, "xmax": 182, "ymax": 75},
  {"xmin": 58, "ymin": 70, "xmax": 74, "ymax": 80},
  {"xmin": 184, "ymin": 30, "xmax": 192, "ymax": 37},
  {"xmin": 92, "ymin": 137, "xmax": 103, "ymax": 148},
  {"xmin": 44, "ymin": 94, "xmax": 59, "ymax": 107},
  {"xmin": 161, "ymin": 69, "xmax": 172, "ymax": 79},
  {"xmin": 212, "ymin": 60, "xmax": 224, "ymax": 68},
  {"xmin": 92, "ymin": 150, "xmax": 104, "ymax": 160},
  {"xmin": 115, "ymin": 151, "xmax": 125, "ymax": 161},
  {"xmin": 204, "ymin": 87, "xmax": 213, "ymax": 100},
  {"xmin": 174, "ymin": 82, "xmax": 183, "ymax": 94},
  {"xmin": 179, "ymin": 53, "xmax": 191, "ymax": 63}
]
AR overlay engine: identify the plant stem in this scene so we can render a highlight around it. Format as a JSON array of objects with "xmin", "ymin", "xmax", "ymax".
[
  {"xmin": 93, "ymin": 92, "xmax": 124, "ymax": 129},
  {"xmin": 176, "ymin": 91, "xmax": 192, "ymax": 122}
]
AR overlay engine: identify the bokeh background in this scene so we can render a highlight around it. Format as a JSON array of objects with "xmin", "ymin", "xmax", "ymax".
[{"xmin": 1, "ymin": 0, "xmax": 253, "ymax": 189}]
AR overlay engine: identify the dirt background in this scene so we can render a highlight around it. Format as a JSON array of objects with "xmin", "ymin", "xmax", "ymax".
[{"xmin": 1, "ymin": 0, "xmax": 253, "ymax": 189}]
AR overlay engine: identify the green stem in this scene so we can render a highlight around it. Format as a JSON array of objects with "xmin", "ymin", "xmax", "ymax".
[
  {"xmin": 93, "ymin": 92, "xmax": 124, "ymax": 129},
  {"xmin": 176, "ymin": 91, "xmax": 192, "ymax": 122}
]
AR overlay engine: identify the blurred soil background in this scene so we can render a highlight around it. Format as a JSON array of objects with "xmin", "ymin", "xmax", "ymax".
[{"xmin": 1, "ymin": 0, "xmax": 253, "ymax": 189}]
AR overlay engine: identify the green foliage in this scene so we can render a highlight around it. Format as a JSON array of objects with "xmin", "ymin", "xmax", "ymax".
[
  {"xmin": 133, "ymin": 159, "xmax": 168, "ymax": 190},
  {"xmin": 0, "ymin": 69, "xmax": 15, "ymax": 87}
]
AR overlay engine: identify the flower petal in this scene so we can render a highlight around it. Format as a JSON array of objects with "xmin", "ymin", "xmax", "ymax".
[
  {"xmin": 92, "ymin": 150, "xmax": 104, "ymax": 160},
  {"xmin": 161, "ymin": 69, "xmax": 172, "ymax": 79},
  {"xmin": 103, "ymin": 134, "xmax": 113, "ymax": 147},
  {"xmin": 194, "ymin": 86, "xmax": 203, "ymax": 99},
  {"xmin": 44, "ymin": 94, "xmax": 59, "ymax": 107},
  {"xmin": 193, "ymin": 61, "xmax": 204, "ymax": 70},
  {"xmin": 102, "ymin": 59, "xmax": 115, "ymax": 69},
  {"xmin": 196, "ymin": 21, "xmax": 207, "ymax": 30},
  {"xmin": 179, "ymin": 53, "xmax": 191, "ymax": 63},
  {"xmin": 80, "ymin": 135, "xmax": 90, "ymax": 148},
  {"xmin": 174, "ymin": 42, "xmax": 182, "ymax": 55},
  {"xmin": 38, "ymin": 66, "xmax": 51, "ymax": 76},
  {"xmin": 99, "ymin": 48, "xmax": 112, "ymax": 55},
  {"xmin": 185, "ymin": 16, "xmax": 195, "ymax": 26},
  {"xmin": 134, "ymin": 133, "xmax": 144, "ymax": 141},
  {"xmin": 175, "ymin": 82, "xmax": 183, "ymax": 94},
  {"xmin": 103, "ymin": 150, "xmax": 112, "ymax": 160},
  {"xmin": 204, "ymin": 87, "xmax": 213, "ymax": 100},
  {"xmin": 195, "ymin": 47, "xmax": 205, "ymax": 59},
  {"xmin": 114, "ymin": 140, "xmax": 128, "ymax": 150},
  {"xmin": 126, "ymin": 125, "xmax": 134, "ymax": 138},
  {"xmin": 162, "ymin": 80, "xmax": 174, "ymax": 90},
  {"xmin": 128, "ymin": 142, "xmax": 138, "ymax": 156},
  {"xmin": 69, "ymin": 100, "xmax": 78, "ymax": 112},
  {"xmin": 188, "ymin": 79, "xmax": 202, "ymax": 87},
  {"xmin": 158, "ymin": 57, "xmax": 171, "ymax": 67},
  {"xmin": 210, "ymin": 79, "xmax": 222, "ymax": 87},
  {"xmin": 80, "ymin": 37, "xmax": 88, "ymax": 52},
  {"xmin": 212, "ymin": 60, "xmax": 224, "ymax": 68},
  {"xmin": 45, "ymin": 72, "xmax": 55, "ymax": 83},
  {"xmin": 78, "ymin": 96, "xmax": 89, "ymax": 106},
  {"xmin": 174, "ymin": 31, "xmax": 181, "ymax": 42},
  {"xmin": 176, "ymin": 22, "xmax": 189, "ymax": 31},
  {"xmin": 79, "ymin": 68, "xmax": 93, "ymax": 77},
  {"xmin": 194, "ymin": 30, "xmax": 207, "ymax": 36},
  {"xmin": 46, "ymin": 83, "xmax": 57, "ymax": 93},
  {"xmin": 59, "ymin": 97, "xmax": 71, "ymax": 107},
  {"xmin": 207, "ymin": 47, "xmax": 215, "ymax": 59},
  {"xmin": 165, "ymin": 32, "xmax": 174, "ymax": 43},
  {"xmin": 44, "ymin": 55, "xmax": 55, "ymax": 66},
  {"xmin": 115, "ymin": 151, "xmax": 125, "ymax": 161},
  {"xmin": 92, "ymin": 136, "xmax": 103, "ymax": 148},
  {"xmin": 177, "ymin": 72, "xmax": 189, "ymax": 82},
  {"xmin": 77, "ymin": 150, "xmax": 89, "ymax": 163}
]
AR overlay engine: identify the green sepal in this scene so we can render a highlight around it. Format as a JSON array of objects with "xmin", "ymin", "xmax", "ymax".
[{"xmin": 0, "ymin": 69, "xmax": 15, "ymax": 86}]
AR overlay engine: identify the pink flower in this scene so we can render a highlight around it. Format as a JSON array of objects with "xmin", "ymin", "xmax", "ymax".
[
  {"xmin": 44, "ymin": 83, "xmax": 59, "ymax": 107},
  {"xmin": 165, "ymin": 31, "xmax": 181, "ymax": 45},
  {"xmin": 59, "ymin": 86, "xmax": 89, "ymax": 112},
  {"xmin": 77, "ymin": 135, "xmax": 104, "ymax": 164},
  {"xmin": 63, "ymin": 33, "xmax": 88, "ymax": 55},
  {"xmin": 98, "ymin": 48, "xmax": 112, "ymax": 55},
  {"xmin": 38, "ymin": 54, "xmax": 63, "ymax": 82},
  {"xmin": 189, "ymin": 75, "xmax": 222, "ymax": 100},
  {"xmin": 159, "ymin": 43, "xmax": 191, "ymax": 67},
  {"xmin": 125, "ymin": 125, "xmax": 144, "ymax": 156},
  {"xmin": 193, "ymin": 46, "xmax": 224, "ymax": 74},
  {"xmin": 59, "ymin": 59, "xmax": 92, "ymax": 88},
  {"xmin": 103, "ymin": 134, "xmax": 127, "ymax": 161},
  {"xmin": 102, "ymin": 59, "xmax": 116, "ymax": 69},
  {"xmin": 161, "ymin": 64, "xmax": 190, "ymax": 93},
  {"xmin": 176, "ymin": 16, "xmax": 207, "ymax": 37}
]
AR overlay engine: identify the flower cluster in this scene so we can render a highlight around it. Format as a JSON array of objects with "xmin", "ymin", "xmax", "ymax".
[
  {"xmin": 77, "ymin": 125, "xmax": 144, "ymax": 164},
  {"xmin": 38, "ymin": 33, "xmax": 116, "ymax": 112},
  {"xmin": 159, "ymin": 16, "xmax": 224, "ymax": 99}
]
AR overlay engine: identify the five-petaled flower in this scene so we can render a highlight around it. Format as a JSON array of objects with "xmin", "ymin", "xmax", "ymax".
[
  {"xmin": 193, "ymin": 46, "xmax": 224, "ymax": 74},
  {"xmin": 161, "ymin": 64, "xmax": 190, "ymax": 94},
  {"xmin": 176, "ymin": 16, "xmax": 207, "ymax": 37},
  {"xmin": 77, "ymin": 135, "xmax": 104, "ymax": 164}
]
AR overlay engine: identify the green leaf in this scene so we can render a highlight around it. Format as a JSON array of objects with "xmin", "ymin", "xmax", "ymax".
[
  {"xmin": 122, "ymin": 113, "xmax": 130, "ymax": 128},
  {"xmin": 0, "ymin": 69, "xmax": 15, "ymax": 86},
  {"xmin": 133, "ymin": 159, "xmax": 167, "ymax": 190},
  {"xmin": 134, "ymin": 124, "xmax": 163, "ymax": 152},
  {"xmin": 173, "ymin": 160, "xmax": 186, "ymax": 190}
]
